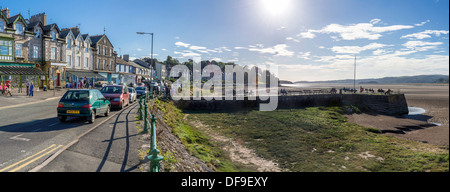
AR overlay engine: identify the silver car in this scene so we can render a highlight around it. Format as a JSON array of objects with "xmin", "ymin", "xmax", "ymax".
[{"xmin": 127, "ymin": 87, "xmax": 137, "ymax": 103}]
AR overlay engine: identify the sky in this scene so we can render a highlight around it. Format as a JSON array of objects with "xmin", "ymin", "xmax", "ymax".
[{"xmin": 2, "ymin": 0, "xmax": 449, "ymax": 81}]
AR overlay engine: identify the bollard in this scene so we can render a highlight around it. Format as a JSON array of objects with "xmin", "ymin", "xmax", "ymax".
[
  {"xmin": 148, "ymin": 114, "xmax": 163, "ymax": 172},
  {"xmin": 143, "ymin": 102, "xmax": 148, "ymax": 133},
  {"xmin": 138, "ymin": 97, "xmax": 143, "ymax": 120}
]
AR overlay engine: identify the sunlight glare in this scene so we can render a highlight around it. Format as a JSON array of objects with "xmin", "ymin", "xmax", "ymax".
[{"xmin": 261, "ymin": 0, "xmax": 292, "ymax": 16}]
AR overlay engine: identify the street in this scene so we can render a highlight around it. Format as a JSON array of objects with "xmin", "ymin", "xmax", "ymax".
[{"xmin": 0, "ymin": 96, "xmax": 139, "ymax": 172}]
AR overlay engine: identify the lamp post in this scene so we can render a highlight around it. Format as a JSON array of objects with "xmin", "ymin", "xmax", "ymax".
[{"xmin": 136, "ymin": 32, "xmax": 154, "ymax": 73}]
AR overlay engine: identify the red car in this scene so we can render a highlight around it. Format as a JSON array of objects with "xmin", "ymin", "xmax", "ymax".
[{"xmin": 100, "ymin": 85, "xmax": 130, "ymax": 109}]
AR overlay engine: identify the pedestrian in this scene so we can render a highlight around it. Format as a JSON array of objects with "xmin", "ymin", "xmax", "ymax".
[
  {"xmin": 29, "ymin": 82, "xmax": 34, "ymax": 97},
  {"xmin": 26, "ymin": 79, "xmax": 30, "ymax": 96},
  {"xmin": 5, "ymin": 80, "xmax": 12, "ymax": 96},
  {"xmin": 0, "ymin": 82, "xmax": 4, "ymax": 95}
]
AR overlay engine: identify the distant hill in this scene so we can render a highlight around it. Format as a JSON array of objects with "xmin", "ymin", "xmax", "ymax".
[{"xmin": 295, "ymin": 75, "xmax": 449, "ymax": 84}]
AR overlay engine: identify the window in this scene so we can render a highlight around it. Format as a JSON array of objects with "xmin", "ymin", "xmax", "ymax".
[
  {"xmin": 97, "ymin": 46, "xmax": 100, "ymax": 54},
  {"xmin": 110, "ymin": 48, "xmax": 113, "ymax": 56},
  {"xmin": 110, "ymin": 61, "xmax": 113, "ymax": 71},
  {"xmin": 103, "ymin": 47, "xmax": 106, "ymax": 55},
  {"xmin": 76, "ymin": 56, "xmax": 81, "ymax": 67},
  {"xmin": 34, "ymin": 28, "xmax": 41, "ymax": 38},
  {"xmin": 67, "ymin": 38, "xmax": 72, "ymax": 49},
  {"xmin": 0, "ymin": 20, "xmax": 4, "ymax": 32},
  {"xmin": 103, "ymin": 60, "xmax": 106, "ymax": 70},
  {"xmin": 15, "ymin": 23, "xmax": 24, "ymax": 35},
  {"xmin": 67, "ymin": 55, "xmax": 72, "ymax": 66},
  {"xmin": 85, "ymin": 43, "xmax": 89, "ymax": 52},
  {"xmin": 77, "ymin": 40, "xmax": 82, "ymax": 52},
  {"xmin": 97, "ymin": 59, "xmax": 100, "ymax": 69},
  {"xmin": 85, "ymin": 57, "xmax": 89, "ymax": 68},
  {"xmin": 0, "ymin": 39, "xmax": 13, "ymax": 61},
  {"xmin": 33, "ymin": 46, "xmax": 39, "ymax": 59},
  {"xmin": 51, "ymin": 47, "xmax": 57, "ymax": 60},
  {"xmin": 16, "ymin": 43, "xmax": 23, "ymax": 57},
  {"xmin": 51, "ymin": 31, "xmax": 56, "ymax": 41}
]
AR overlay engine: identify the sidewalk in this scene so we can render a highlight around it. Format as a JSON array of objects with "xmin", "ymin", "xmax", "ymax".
[
  {"xmin": 36, "ymin": 104, "xmax": 142, "ymax": 172},
  {"xmin": 0, "ymin": 89, "xmax": 67, "ymax": 109}
]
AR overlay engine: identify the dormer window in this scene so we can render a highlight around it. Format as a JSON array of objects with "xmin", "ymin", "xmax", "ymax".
[
  {"xmin": 67, "ymin": 38, "xmax": 72, "ymax": 49},
  {"xmin": 34, "ymin": 28, "xmax": 41, "ymax": 38},
  {"xmin": 51, "ymin": 31, "xmax": 56, "ymax": 41},
  {"xmin": 15, "ymin": 23, "xmax": 24, "ymax": 35}
]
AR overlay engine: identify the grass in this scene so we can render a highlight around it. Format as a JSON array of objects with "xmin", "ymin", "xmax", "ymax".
[
  {"xmin": 153, "ymin": 99, "xmax": 249, "ymax": 172},
  {"xmin": 189, "ymin": 107, "xmax": 449, "ymax": 172}
]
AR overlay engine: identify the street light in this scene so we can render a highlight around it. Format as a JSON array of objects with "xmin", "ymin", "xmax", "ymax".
[{"xmin": 136, "ymin": 32, "xmax": 154, "ymax": 81}]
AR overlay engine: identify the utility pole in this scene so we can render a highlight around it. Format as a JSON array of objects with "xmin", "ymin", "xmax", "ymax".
[{"xmin": 353, "ymin": 55, "xmax": 357, "ymax": 93}]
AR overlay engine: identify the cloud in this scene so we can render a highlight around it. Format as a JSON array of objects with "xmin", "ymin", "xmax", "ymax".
[
  {"xmin": 246, "ymin": 44, "xmax": 295, "ymax": 57},
  {"xmin": 331, "ymin": 43, "xmax": 393, "ymax": 54},
  {"xmin": 402, "ymin": 41, "xmax": 444, "ymax": 52},
  {"xmin": 401, "ymin": 30, "xmax": 449, "ymax": 40},
  {"xmin": 175, "ymin": 41, "xmax": 190, "ymax": 48},
  {"xmin": 297, "ymin": 19, "xmax": 414, "ymax": 40},
  {"xmin": 370, "ymin": 18, "xmax": 381, "ymax": 25},
  {"xmin": 136, "ymin": 48, "xmax": 143, "ymax": 51},
  {"xmin": 286, "ymin": 37, "xmax": 300, "ymax": 43},
  {"xmin": 174, "ymin": 50, "xmax": 201, "ymax": 58},
  {"xmin": 297, "ymin": 52, "xmax": 311, "ymax": 60},
  {"xmin": 414, "ymin": 20, "xmax": 430, "ymax": 26}
]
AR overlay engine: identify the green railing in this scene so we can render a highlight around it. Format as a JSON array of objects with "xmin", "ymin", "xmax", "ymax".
[{"xmin": 138, "ymin": 93, "xmax": 163, "ymax": 172}]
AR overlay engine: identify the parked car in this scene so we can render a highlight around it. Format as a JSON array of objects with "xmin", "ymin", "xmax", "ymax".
[
  {"xmin": 57, "ymin": 89, "xmax": 111, "ymax": 123},
  {"xmin": 128, "ymin": 87, "xmax": 137, "ymax": 103},
  {"xmin": 135, "ymin": 86, "xmax": 148, "ymax": 98},
  {"xmin": 100, "ymin": 85, "xmax": 130, "ymax": 109}
]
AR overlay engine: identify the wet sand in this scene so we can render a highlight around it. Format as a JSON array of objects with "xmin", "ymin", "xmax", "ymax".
[{"xmin": 281, "ymin": 83, "xmax": 449, "ymax": 147}]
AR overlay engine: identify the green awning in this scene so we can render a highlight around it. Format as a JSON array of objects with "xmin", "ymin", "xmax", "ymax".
[
  {"xmin": 0, "ymin": 66, "xmax": 47, "ymax": 76},
  {"xmin": 66, "ymin": 70, "xmax": 105, "ymax": 79}
]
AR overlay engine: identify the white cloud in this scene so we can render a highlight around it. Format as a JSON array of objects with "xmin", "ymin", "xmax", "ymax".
[
  {"xmin": 175, "ymin": 41, "xmax": 190, "ymax": 48},
  {"xmin": 414, "ymin": 20, "xmax": 430, "ymax": 26},
  {"xmin": 297, "ymin": 19, "xmax": 414, "ymax": 40},
  {"xmin": 402, "ymin": 41, "xmax": 443, "ymax": 51},
  {"xmin": 190, "ymin": 45, "xmax": 207, "ymax": 50},
  {"xmin": 286, "ymin": 37, "xmax": 300, "ymax": 43},
  {"xmin": 370, "ymin": 18, "xmax": 381, "ymax": 25},
  {"xmin": 297, "ymin": 52, "xmax": 311, "ymax": 60},
  {"xmin": 174, "ymin": 50, "xmax": 201, "ymax": 58},
  {"xmin": 247, "ymin": 44, "xmax": 295, "ymax": 57},
  {"xmin": 331, "ymin": 43, "xmax": 393, "ymax": 54},
  {"xmin": 401, "ymin": 30, "xmax": 449, "ymax": 40},
  {"xmin": 136, "ymin": 48, "xmax": 143, "ymax": 51}
]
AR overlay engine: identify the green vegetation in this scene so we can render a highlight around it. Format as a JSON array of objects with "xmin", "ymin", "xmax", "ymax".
[
  {"xmin": 190, "ymin": 107, "xmax": 449, "ymax": 172},
  {"xmin": 154, "ymin": 99, "xmax": 248, "ymax": 172}
]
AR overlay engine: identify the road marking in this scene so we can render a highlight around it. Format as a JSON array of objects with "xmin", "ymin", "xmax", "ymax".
[
  {"xmin": 48, "ymin": 123, "xmax": 58, "ymax": 127},
  {"xmin": 0, "ymin": 144, "xmax": 56, "ymax": 172},
  {"xmin": 0, "ymin": 96, "xmax": 61, "ymax": 110},
  {"xmin": 9, "ymin": 134, "xmax": 31, "ymax": 141},
  {"xmin": 8, "ymin": 145, "xmax": 62, "ymax": 172}
]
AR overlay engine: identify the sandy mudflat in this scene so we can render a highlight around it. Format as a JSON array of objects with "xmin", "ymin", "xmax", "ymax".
[{"xmin": 281, "ymin": 83, "xmax": 449, "ymax": 147}]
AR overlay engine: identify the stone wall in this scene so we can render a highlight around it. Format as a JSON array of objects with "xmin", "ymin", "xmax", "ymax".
[{"xmin": 174, "ymin": 94, "xmax": 409, "ymax": 115}]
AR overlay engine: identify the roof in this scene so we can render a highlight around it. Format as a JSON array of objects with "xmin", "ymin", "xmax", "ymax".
[
  {"xmin": 116, "ymin": 58, "xmax": 129, "ymax": 65},
  {"xmin": 0, "ymin": 66, "xmax": 47, "ymax": 76},
  {"xmin": 6, "ymin": 14, "xmax": 27, "ymax": 27},
  {"xmin": 43, "ymin": 23, "xmax": 60, "ymax": 33},
  {"xmin": 133, "ymin": 59, "xmax": 151, "ymax": 68},
  {"xmin": 90, "ymin": 34, "xmax": 113, "ymax": 48}
]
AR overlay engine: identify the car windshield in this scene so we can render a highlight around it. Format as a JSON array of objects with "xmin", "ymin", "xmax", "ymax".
[
  {"xmin": 136, "ymin": 87, "xmax": 146, "ymax": 90},
  {"xmin": 101, "ymin": 86, "xmax": 123, "ymax": 94},
  {"xmin": 61, "ymin": 91, "xmax": 90, "ymax": 101}
]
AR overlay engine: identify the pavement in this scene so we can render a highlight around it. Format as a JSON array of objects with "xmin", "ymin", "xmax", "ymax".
[
  {"xmin": 35, "ymin": 103, "xmax": 142, "ymax": 172},
  {"xmin": 0, "ymin": 89, "xmax": 67, "ymax": 109},
  {"xmin": 0, "ymin": 88, "xmax": 143, "ymax": 172}
]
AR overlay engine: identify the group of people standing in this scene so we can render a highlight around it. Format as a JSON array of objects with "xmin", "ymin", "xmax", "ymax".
[{"xmin": 0, "ymin": 79, "xmax": 34, "ymax": 97}]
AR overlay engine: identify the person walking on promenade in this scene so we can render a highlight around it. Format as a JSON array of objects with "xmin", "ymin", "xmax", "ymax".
[
  {"xmin": 5, "ymin": 80, "xmax": 12, "ymax": 96},
  {"xmin": 26, "ymin": 79, "xmax": 30, "ymax": 96},
  {"xmin": 29, "ymin": 82, "xmax": 34, "ymax": 97}
]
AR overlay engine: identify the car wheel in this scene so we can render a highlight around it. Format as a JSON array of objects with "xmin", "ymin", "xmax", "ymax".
[
  {"xmin": 59, "ymin": 116, "xmax": 67, "ymax": 122},
  {"xmin": 88, "ymin": 111, "xmax": 96, "ymax": 124},
  {"xmin": 105, "ymin": 106, "xmax": 110, "ymax": 116}
]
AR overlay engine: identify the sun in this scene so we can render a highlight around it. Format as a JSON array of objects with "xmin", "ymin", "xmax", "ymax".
[{"xmin": 261, "ymin": 0, "xmax": 292, "ymax": 16}]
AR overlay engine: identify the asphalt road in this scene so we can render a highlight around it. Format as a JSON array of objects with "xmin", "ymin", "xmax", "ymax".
[{"xmin": 0, "ymin": 97, "xmax": 131, "ymax": 172}]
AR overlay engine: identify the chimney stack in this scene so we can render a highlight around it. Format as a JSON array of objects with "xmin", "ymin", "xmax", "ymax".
[
  {"xmin": 123, "ymin": 54, "xmax": 130, "ymax": 62},
  {"xmin": 1, "ymin": 7, "xmax": 10, "ymax": 18},
  {"xmin": 30, "ymin": 12, "xmax": 47, "ymax": 26}
]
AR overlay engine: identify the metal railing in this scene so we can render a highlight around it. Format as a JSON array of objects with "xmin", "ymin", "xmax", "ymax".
[{"xmin": 138, "ymin": 93, "xmax": 163, "ymax": 172}]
